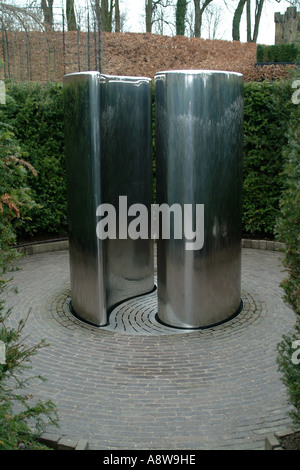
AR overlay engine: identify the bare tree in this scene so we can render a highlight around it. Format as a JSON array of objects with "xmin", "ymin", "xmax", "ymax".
[
  {"xmin": 115, "ymin": 0, "xmax": 121, "ymax": 32},
  {"xmin": 94, "ymin": 0, "xmax": 113, "ymax": 32},
  {"xmin": 0, "ymin": 1, "xmax": 43, "ymax": 30},
  {"xmin": 66, "ymin": 0, "xmax": 77, "ymax": 31},
  {"xmin": 204, "ymin": 3, "xmax": 223, "ymax": 39},
  {"xmin": 246, "ymin": 0, "xmax": 251, "ymax": 41},
  {"xmin": 41, "ymin": 0, "xmax": 54, "ymax": 30},
  {"xmin": 145, "ymin": 0, "xmax": 174, "ymax": 33},
  {"xmin": 145, "ymin": 0, "xmax": 153, "ymax": 32},
  {"xmin": 193, "ymin": 0, "xmax": 214, "ymax": 37},
  {"xmin": 252, "ymin": 0, "xmax": 265, "ymax": 42},
  {"xmin": 279, "ymin": 0, "xmax": 300, "ymax": 6},
  {"xmin": 232, "ymin": 0, "xmax": 265, "ymax": 42},
  {"xmin": 186, "ymin": 5, "xmax": 195, "ymax": 36}
]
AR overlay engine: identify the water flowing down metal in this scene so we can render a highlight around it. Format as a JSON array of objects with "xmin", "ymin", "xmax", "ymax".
[
  {"xmin": 155, "ymin": 70, "xmax": 244, "ymax": 328},
  {"xmin": 63, "ymin": 72, "xmax": 154, "ymax": 326},
  {"xmin": 63, "ymin": 70, "xmax": 244, "ymax": 330}
]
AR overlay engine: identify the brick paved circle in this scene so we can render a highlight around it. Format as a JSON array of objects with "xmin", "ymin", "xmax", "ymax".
[
  {"xmin": 3, "ymin": 248, "xmax": 297, "ymax": 450},
  {"xmin": 51, "ymin": 286, "xmax": 264, "ymax": 337}
]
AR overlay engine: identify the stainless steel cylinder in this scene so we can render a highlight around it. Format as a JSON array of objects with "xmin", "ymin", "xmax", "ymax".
[
  {"xmin": 155, "ymin": 70, "xmax": 244, "ymax": 329},
  {"xmin": 63, "ymin": 72, "xmax": 154, "ymax": 327}
]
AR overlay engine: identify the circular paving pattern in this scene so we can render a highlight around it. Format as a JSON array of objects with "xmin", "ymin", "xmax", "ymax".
[
  {"xmin": 2, "ymin": 248, "xmax": 297, "ymax": 450},
  {"xmin": 51, "ymin": 284, "xmax": 262, "ymax": 337}
]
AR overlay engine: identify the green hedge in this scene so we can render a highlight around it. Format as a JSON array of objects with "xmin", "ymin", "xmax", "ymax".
[
  {"xmin": 0, "ymin": 79, "xmax": 296, "ymax": 241},
  {"xmin": 0, "ymin": 82, "xmax": 66, "ymax": 239},
  {"xmin": 276, "ymin": 100, "xmax": 300, "ymax": 427},
  {"xmin": 275, "ymin": 102, "xmax": 300, "ymax": 315},
  {"xmin": 257, "ymin": 43, "xmax": 300, "ymax": 63},
  {"xmin": 242, "ymin": 80, "xmax": 293, "ymax": 236}
]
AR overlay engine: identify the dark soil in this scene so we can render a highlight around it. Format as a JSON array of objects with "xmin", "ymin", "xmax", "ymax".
[
  {"xmin": 242, "ymin": 233, "xmax": 275, "ymax": 241},
  {"xmin": 16, "ymin": 232, "xmax": 68, "ymax": 247},
  {"xmin": 279, "ymin": 431, "xmax": 300, "ymax": 450}
]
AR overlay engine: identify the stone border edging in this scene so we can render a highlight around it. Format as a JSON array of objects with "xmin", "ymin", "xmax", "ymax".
[
  {"xmin": 16, "ymin": 239, "xmax": 286, "ymax": 256},
  {"xmin": 265, "ymin": 429, "xmax": 300, "ymax": 450},
  {"xmin": 37, "ymin": 432, "xmax": 89, "ymax": 450},
  {"xmin": 242, "ymin": 239, "xmax": 285, "ymax": 251},
  {"xmin": 17, "ymin": 240, "xmax": 69, "ymax": 255}
]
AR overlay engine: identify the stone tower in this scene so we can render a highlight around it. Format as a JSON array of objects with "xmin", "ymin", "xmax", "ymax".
[{"xmin": 274, "ymin": 6, "xmax": 300, "ymax": 44}]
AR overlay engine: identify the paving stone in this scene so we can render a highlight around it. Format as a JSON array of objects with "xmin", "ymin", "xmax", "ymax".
[
  {"xmin": 57, "ymin": 436, "xmax": 79, "ymax": 450},
  {"xmin": 2, "ymin": 247, "xmax": 297, "ymax": 450},
  {"xmin": 265, "ymin": 434, "xmax": 281, "ymax": 450},
  {"xmin": 251, "ymin": 240, "xmax": 260, "ymax": 249},
  {"xmin": 75, "ymin": 439, "xmax": 89, "ymax": 450},
  {"xmin": 259, "ymin": 240, "xmax": 267, "ymax": 250},
  {"xmin": 38, "ymin": 432, "xmax": 61, "ymax": 449}
]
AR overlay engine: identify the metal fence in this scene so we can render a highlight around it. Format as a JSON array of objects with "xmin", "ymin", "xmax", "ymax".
[{"xmin": 0, "ymin": 4, "xmax": 102, "ymax": 82}]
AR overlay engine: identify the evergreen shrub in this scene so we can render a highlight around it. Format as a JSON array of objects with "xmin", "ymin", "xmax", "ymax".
[
  {"xmin": 257, "ymin": 44, "xmax": 299, "ymax": 63},
  {"xmin": 0, "ymin": 82, "xmax": 66, "ymax": 240},
  {"xmin": 242, "ymin": 80, "xmax": 293, "ymax": 236},
  {"xmin": 0, "ymin": 79, "xmax": 296, "ymax": 240}
]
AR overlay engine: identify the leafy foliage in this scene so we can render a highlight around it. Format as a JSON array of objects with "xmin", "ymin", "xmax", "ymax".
[
  {"xmin": 242, "ymin": 80, "xmax": 294, "ymax": 236},
  {"xmin": 0, "ymin": 106, "xmax": 59, "ymax": 449},
  {"xmin": 277, "ymin": 325, "xmax": 300, "ymax": 428},
  {"xmin": 0, "ymin": 120, "xmax": 38, "ymax": 274},
  {"xmin": 276, "ymin": 86, "xmax": 300, "ymax": 429},
  {"xmin": 176, "ymin": 0, "xmax": 188, "ymax": 36},
  {"xmin": 275, "ymin": 103, "xmax": 300, "ymax": 315},
  {"xmin": 0, "ymin": 79, "xmax": 297, "ymax": 241},
  {"xmin": 257, "ymin": 43, "xmax": 300, "ymax": 63},
  {"xmin": 0, "ymin": 82, "xmax": 66, "ymax": 239},
  {"xmin": 0, "ymin": 304, "xmax": 59, "ymax": 450}
]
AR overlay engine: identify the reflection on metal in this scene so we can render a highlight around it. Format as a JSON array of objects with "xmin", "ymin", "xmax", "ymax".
[
  {"xmin": 63, "ymin": 72, "xmax": 154, "ymax": 327},
  {"xmin": 155, "ymin": 70, "xmax": 244, "ymax": 329}
]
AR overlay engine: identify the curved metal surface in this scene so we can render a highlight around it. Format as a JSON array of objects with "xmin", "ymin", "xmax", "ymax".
[
  {"xmin": 155, "ymin": 70, "xmax": 244, "ymax": 329},
  {"xmin": 63, "ymin": 72, "xmax": 154, "ymax": 327}
]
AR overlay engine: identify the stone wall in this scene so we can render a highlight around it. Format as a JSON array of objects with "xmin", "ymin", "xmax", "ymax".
[{"xmin": 275, "ymin": 6, "xmax": 300, "ymax": 45}]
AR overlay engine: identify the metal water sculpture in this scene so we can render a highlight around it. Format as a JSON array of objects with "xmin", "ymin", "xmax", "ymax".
[
  {"xmin": 155, "ymin": 70, "xmax": 244, "ymax": 328},
  {"xmin": 63, "ymin": 70, "xmax": 244, "ymax": 330},
  {"xmin": 63, "ymin": 72, "xmax": 154, "ymax": 327}
]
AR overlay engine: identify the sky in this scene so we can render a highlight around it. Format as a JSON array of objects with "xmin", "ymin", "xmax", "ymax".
[
  {"xmin": 12, "ymin": 0, "xmax": 299, "ymax": 45},
  {"xmin": 120, "ymin": 0, "xmax": 297, "ymax": 45}
]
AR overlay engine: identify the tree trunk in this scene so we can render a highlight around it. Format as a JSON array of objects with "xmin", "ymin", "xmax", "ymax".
[
  {"xmin": 41, "ymin": 0, "xmax": 54, "ymax": 30},
  {"xmin": 194, "ymin": 0, "xmax": 214, "ymax": 38},
  {"xmin": 232, "ymin": 0, "xmax": 247, "ymax": 41},
  {"xmin": 252, "ymin": 0, "xmax": 265, "ymax": 42},
  {"xmin": 66, "ymin": 0, "xmax": 77, "ymax": 31},
  {"xmin": 145, "ymin": 0, "xmax": 153, "ymax": 33},
  {"xmin": 246, "ymin": 0, "xmax": 251, "ymax": 42},
  {"xmin": 98, "ymin": 0, "xmax": 113, "ymax": 32},
  {"xmin": 176, "ymin": 0, "xmax": 188, "ymax": 36},
  {"xmin": 115, "ymin": 0, "xmax": 121, "ymax": 32},
  {"xmin": 194, "ymin": 0, "xmax": 201, "ymax": 37}
]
